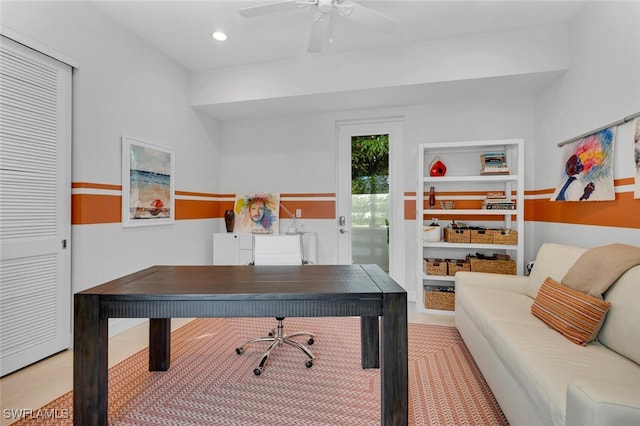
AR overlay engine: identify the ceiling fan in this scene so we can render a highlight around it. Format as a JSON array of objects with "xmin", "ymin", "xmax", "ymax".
[{"xmin": 239, "ymin": 0, "xmax": 398, "ymax": 53}]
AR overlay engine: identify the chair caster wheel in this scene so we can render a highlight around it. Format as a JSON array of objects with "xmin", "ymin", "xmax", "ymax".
[
  {"xmin": 236, "ymin": 347, "xmax": 244, "ymax": 355},
  {"xmin": 307, "ymin": 338, "xmax": 314, "ymax": 345},
  {"xmin": 305, "ymin": 360, "xmax": 313, "ymax": 368},
  {"xmin": 254, "ymin": 368, "xmax": 262, "ymax": 376}
]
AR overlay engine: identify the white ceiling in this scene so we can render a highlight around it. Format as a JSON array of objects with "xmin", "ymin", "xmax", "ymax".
[{"xmin": 88, "ymin": 0, "xmax": 585, "ymax": 119}]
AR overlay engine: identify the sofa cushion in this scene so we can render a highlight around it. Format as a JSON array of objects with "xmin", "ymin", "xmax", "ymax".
[
  {"xmin": 527, "ymin": 243, "xmax": 587, "ymax": 298},
  {"xmin": 487, "ymin": 320, "xmax": 640, "ymax": 426},
  {"xmin": 456, "ymin": 285, "xmax": 542, "ymax": 337},
  {"xmin": 561, "ymin": 243, "xmax": 640, "ymax": 298},
  {"xmin": 599, "ymin": 265, "xmax": 640, "ymax": 365},
  {"xmin": 531, "ymin": 277, "xmax": 611, "ymax": 346}
]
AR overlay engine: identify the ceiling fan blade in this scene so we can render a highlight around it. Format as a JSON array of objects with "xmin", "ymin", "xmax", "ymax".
[
  {"xmin": 307, "ymin": 13, "xmax": 331, "ymax": 53},
  {"xmin": 347, "ymin": 2, "xmax": 398, "ymax": 33},
  {"xmin": 239, "ymin": 1, "xmax": 301, "ymax": 18}
]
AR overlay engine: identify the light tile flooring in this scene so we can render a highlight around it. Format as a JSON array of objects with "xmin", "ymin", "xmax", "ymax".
[{"xmin": 0, "ymin": 303, "xmax": 454, "ymax": 425}]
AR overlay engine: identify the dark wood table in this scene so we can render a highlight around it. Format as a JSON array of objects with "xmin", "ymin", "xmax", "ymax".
[{"xmin": 73, "ymin": 264, "xmax": 408, "ymax": 425}]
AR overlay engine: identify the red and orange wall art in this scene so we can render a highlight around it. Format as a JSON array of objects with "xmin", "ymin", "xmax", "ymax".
[{"xmin": 552, "ymin": 128, "xmax": 616, "ymax": 202}]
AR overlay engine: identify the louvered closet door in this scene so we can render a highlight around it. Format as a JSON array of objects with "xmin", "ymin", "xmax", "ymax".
[{"xmin": 0, "ymin": 36, "xmax": 72, "ymax": 376}]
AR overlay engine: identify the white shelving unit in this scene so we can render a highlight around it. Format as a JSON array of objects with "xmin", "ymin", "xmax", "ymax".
[{"xmin": 417, "ymin": 139, "xmax": 524, "ymax": 314}]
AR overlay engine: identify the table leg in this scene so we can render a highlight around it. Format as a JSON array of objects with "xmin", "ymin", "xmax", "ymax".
[
  {"xmin": 149, "ymin": 318, "xmax": 171, "ymax": 371},
  {"xmin": 73, "ymin": 294, "xmax": 108, "ymax": 425},
  {"xmin": 360, "ymin": 316, "xmax": 379, "ymax": 369},
  {"xmin": 381, "ymin": 290, "xmax": 408, "ymax": 425}
]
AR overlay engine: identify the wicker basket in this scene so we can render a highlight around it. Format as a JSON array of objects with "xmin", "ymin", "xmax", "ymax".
[
  {"xmin": 470, "ymin": 229, "xmax": 494, "ymax": 244},
  {"xmin": 444, "ymin": 228, "xmax": 471, "ymax": 243},
  {"xmin": 494, "ymin": 229, "xmax": 518, "ymax": 245},
  {"xmin": 446, "ymin": 259, "xmax": 471, "ymax": 276},
  {"xmin": 468, "ymin": 257, "xmax": 516, "ymax": 275},
  {"xmin": 424, "ymin": 258, "xmax": 447, "ymax": 276},
  {"xmin": 424, "ymin": 290, "xmax": 455, "ymax": 311}
]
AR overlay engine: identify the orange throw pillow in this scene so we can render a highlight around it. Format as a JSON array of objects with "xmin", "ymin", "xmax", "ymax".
[{"xmin": 531, "ymin": 277, "xmax": 611, "ymax": 346}]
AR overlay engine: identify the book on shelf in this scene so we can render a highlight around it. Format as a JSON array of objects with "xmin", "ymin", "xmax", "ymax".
[
  {"xmin": 480, "ymin": 151, "xmax": 509, "ymax": 175},
  {"xmin": 486, "ymin": 191, "xmax": 506, "ymax": 198},
  {"xmin": 482, "ymin": 191, "xmax": 515, "ymax": 209},
  {"xmin": 484, "ymin": 202, "xmax": 516, "ymax": 210},
  {"xmin": 424, "ymin": 285, "xmax": 455, "ymax": 293},
  {"xmin": 481, "ymin": 152, "xmax": 506, "ymax": 164},
  {"xmin": 481, "ymin": 168, "xmax": 510, "ymax": 175}
]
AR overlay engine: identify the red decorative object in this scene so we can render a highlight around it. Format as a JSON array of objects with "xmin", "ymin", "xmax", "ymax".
[
  {"xmin": 429, "ymin": 186, "xmax": 436, "ymax": 209},
  {"xmin": 429, "ymin": 159, "xmax": 447, "ymax": 176},
  {"xmin": 150, "ymin": 199, "xmax": 164, "ymax": 216}
]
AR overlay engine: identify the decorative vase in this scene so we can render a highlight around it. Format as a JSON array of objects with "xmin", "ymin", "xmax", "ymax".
[
  {"xmin": 224, "ymin": 209, "xmax": 235, "ymax": 233},
  {"xmin": 429, "ymin": 186, "xmax": 436, "ymax": 209}
]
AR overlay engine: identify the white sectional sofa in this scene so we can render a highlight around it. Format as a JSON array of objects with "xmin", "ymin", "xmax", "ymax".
[{"xmin": 455, "ymin": 243, "xmax": 640, "ymax": 426}]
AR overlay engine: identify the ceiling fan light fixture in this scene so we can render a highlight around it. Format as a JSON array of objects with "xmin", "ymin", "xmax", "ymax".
[
  {"xmin": 212, "ymin": 31, "xmax": 227, "ymax": 41},
  {"xmin": 239, "ymin": 0, "xmax": 397, "ymax": 53},
  {"xmin": 317, "ymin": 0, "xmax": 333, "ymax": 14},
  {"xmin": 336, "ymin": 0, "xmax": 354, "ymax": 16}
]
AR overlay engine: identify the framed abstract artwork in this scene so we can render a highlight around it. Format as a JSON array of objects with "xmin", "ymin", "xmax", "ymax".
[
  {"xmin": 233, "ymin": 193, "xmax": 280, "ymax": 233},
  {"xmin": 551, "ymin": 128, "xmax": 616, "ymax": 202},
  {"xmin": 122, "ymin": 136, "xmax": 175, "ymax": 227}
]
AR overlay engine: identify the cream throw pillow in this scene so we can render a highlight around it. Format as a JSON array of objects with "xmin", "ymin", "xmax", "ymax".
[
  {"xmin": 561, "ymin": 243, "xmax": 640, "ymax": 299},
  {"xmin": 526, "ymin": 243, "xmax": 587, "ymax": 299}
]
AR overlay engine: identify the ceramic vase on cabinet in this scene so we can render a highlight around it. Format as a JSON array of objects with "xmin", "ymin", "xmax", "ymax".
[{"xmin": 224, "ymin": 209, "xmax": 235, "ymax": 232}]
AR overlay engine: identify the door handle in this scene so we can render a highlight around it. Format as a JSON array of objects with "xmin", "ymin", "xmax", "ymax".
[
  {"xmin": 339, "ymin": 228, "xmax": 349, "ymax": 234},
  {"xmin": 339, "ymin": 216, "xmax": 346, "ymax": 226}
]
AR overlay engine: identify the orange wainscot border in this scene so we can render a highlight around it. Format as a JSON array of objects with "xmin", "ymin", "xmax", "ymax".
[{"xmin": 71, "ymin": 184, "xmax": 337, "ymax": 225}]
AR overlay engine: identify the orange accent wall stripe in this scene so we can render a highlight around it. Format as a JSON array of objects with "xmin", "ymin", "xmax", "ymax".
[
  {"xmin": 72, "ymin": 182, "xmax": 121, "ymax": 191},
  {"xmin": 527, "ymin": 188, "xmax": 555, "ymax": 196},
  {"xmin": 615, "ymin": 177, "xmax": 635, "ymax": 186},
  {"xmin": 175, "ymin": 199, "xmax": 217, "ymax": 220},
  {"xmin": 176, "ymin": 190, "xmax": 219, "ymax": 198},
  {"xmin": 71, "ymin": 179, "xmax": 637, "ymax": 228},
  {"xmin": 282, "ymin": 193, "xmax": 336, "ymax": 198},
  {"xmin": 218, "ymin": 201, "xmax": 235, "ymax": 216},
  {"xmin": 406, "ymin": 180, "xmax": 639, "ymax": 229},
  {"xmin": 280, "ymin": 200, "xmax": 335, "ymax": 220},
  {"xmin": 71, "ymin": 184, "xmax": 338, "ymax": 224},
  {"xmin": 72, "ymin": 194, "xmax": 121, "ymax": 224},
  {"xmin": 405, "ymin": 199, "xmax": 416, "ymax": 220},
  {"xmin": 405, "ymin": 190, "xmax": 517, "ymax": 221},
  {"xmin": 528, "ymin": 191, "xmax": 639, "ymax": 228}
]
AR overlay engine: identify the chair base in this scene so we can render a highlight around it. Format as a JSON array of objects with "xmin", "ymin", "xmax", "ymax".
[{"xmin": 236, "ymin": 318, "xmax": 316, "ymax": 375}]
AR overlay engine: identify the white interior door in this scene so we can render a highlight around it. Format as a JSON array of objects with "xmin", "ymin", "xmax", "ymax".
[
  {"xmin": 336, "ymin": 118, "xmax": 405, "ymax": 286},
  {"xmin": 0, "ymin": 36, "xmax": 72, "ymax": 376}
]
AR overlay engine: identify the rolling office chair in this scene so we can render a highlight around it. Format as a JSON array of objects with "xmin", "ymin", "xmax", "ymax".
[{"xmin": 235, "ymin": 234, "xmax": 316, "ymax": 376}]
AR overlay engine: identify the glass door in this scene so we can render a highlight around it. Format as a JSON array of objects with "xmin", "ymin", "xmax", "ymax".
[
  {"xmin": 351, "ymin": 134, "xmax": 389, "ymax": 271},
  {"xmin": 336, "ymin": 118, "xmax": 404, "ymax": 287}
]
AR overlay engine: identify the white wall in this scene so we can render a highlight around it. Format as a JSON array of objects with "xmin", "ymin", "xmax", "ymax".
[
  {"xmin": 1, "ymin": 1, "xmax": 222, "ymax": 337},
  {"xmin": 219, "ymin": 97, "xmax": 535, "ymax": 292},
  {"xmin": 533, "ymin": 0, "xmax": 640, "ymax": 250}
]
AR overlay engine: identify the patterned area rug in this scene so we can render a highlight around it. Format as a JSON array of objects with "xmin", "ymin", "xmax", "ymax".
[{"xmin": 14, "ymin": 317, "xmax": 507, "ymax": 425}]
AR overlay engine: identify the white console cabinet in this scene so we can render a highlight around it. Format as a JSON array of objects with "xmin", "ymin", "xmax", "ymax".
[
  {"xmin": 212, "ymin": 233, "xmax": 318, "ymax": 265},
  {"xmin": 212, "ymin": 233, "xmax": 253, "ymax": 265}
]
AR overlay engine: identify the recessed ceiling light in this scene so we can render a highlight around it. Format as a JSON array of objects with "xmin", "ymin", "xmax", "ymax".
[{"xmin": 212, "ymin": 31, "xmax": 227, "ymax": 41}]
